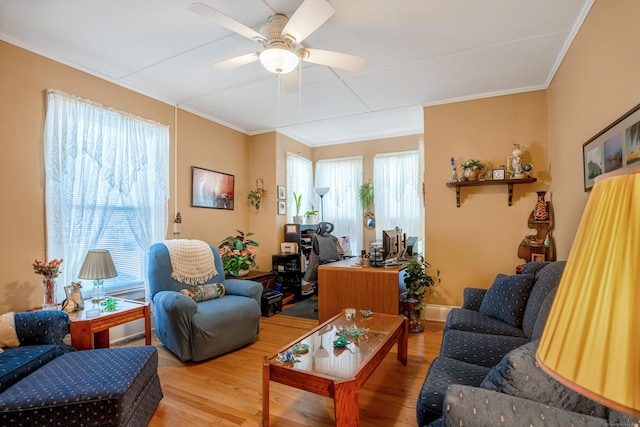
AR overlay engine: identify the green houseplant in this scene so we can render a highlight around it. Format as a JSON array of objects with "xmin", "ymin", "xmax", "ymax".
[
  {"xmin": 292, "ymin": 192, "xmax": 303, "ymax": 224},
  {"xmin": 459, "ymin": 159, "xmax": 485, "ymax": 181},
  {"xmin": 358, "ymin": 183, "xmax": 374, "ymax": 215},
  {"xmin": 402, "ymin": 256, "xmax": 440, "ymax": 332},
  {"xmin": 304, "ymin": 209, "xmax": 319, "ymax": 224},
  {"xmin": 218, "ymin": 230, "xmax": 259, "ymax": 276}
]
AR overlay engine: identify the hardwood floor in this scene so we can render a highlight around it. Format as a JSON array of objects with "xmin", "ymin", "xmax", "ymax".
[{"xmin": 129, "ymin": 314, "xmax": 444, "ymax": 426}]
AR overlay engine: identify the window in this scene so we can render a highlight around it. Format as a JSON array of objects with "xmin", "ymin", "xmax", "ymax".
[
  {"xmin": 44, "ymin": 90, "xmax": 169, "ymax": 300},
  {"xmin": 315, "ymin": 156, "xmax": 363, "ymax": 254},
  {"xmin": 286, "ymin": 153, "xmax": 313, "ymax": 221},
  {"xmin": 373, "ymin": 150, "xmax": 423, "ymax": 241}
]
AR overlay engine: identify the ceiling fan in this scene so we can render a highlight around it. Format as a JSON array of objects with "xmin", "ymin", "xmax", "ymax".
[{"xmin": 188, "ymin": 0, "xmax": 366, "ymax": 75}]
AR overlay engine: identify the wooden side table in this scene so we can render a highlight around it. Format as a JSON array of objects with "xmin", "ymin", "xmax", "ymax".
[
  {"xmin": 68, "ymin": 298, "xmax": 151, "ymax": 350},
  {"xmin": 225, "ymin": 270, "xmax": 276, "ymax": 290}
]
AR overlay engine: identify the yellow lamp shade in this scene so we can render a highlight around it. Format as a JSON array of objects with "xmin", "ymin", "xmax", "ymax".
[{"xmin": 537, "ymin": 167, "xmax": 640, "ymax": 417}]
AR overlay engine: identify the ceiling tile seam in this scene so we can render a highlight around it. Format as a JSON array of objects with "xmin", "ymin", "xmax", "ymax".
[{"xmin": 117, "ymin": 34, "xmax": 241, "ymax": 80}]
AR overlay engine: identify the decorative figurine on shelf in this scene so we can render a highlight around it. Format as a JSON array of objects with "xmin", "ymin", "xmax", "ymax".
[
  {"xmin": 533, "ymin": 191, "xmax": 550, "ymax": 220},
  {"xmin": 448, "ymin": 157, "xmax": 458, "ymax": 183},
  {"xmin": 484, "ymin": 162, "xmax": 494, "ymax": 181},
  {"xmin": 508, "ymin": 144, "xmax": 526, "ymax": 179},
  {"xmin": 523, "ymin": 163, "xmax": 534, "ymax": 178}
]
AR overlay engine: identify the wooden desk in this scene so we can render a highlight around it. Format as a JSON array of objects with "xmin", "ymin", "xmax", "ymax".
[{"xmin": 318, "ymin": 258, "xmax": 406, "ymax": 323}]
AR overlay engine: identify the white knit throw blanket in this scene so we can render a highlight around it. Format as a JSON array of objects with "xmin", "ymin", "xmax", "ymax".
[{"xmin": 162, "ymin": 239, "xmax": 217, "ymax": 285}]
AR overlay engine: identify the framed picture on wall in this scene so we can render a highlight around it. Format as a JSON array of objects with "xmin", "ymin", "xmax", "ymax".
[
  {"xmin": 277, "ymin": 200, "xmax": 286, "ymax": 215},
  {"xmin": 583, "ymin": 102, "xmax": 640, "ymax": 191},
  {"xmin": 277, "ymin": 185, "xmax": 286, "ymax": 200},
  {"xmin": 191, "ymin": 166, "xmax": 235, "ymax": 210}
]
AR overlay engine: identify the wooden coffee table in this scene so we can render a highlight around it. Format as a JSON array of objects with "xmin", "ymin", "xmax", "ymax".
[
  {"xmin": 262, "ymin": 311, "xmax": 408, "ymax": 426},
  {"xmin": 68, "ymin": 298, "xmax": 151, "ymax": 350}
]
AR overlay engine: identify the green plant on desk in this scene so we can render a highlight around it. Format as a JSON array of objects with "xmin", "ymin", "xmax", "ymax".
[{"xmin": 101, "ymin": 298, "xmax": 118, "ymax": 312}]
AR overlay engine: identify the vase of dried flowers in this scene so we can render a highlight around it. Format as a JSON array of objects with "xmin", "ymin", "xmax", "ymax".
[{"xmin": 33, "ymin": 258, "xmax": 63, "ymax": 310}]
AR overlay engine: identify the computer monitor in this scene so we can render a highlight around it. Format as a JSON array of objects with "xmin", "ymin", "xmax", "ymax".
[{"xmin": 382, "ymin": 228, "xmax": 403, "ymax": 261}]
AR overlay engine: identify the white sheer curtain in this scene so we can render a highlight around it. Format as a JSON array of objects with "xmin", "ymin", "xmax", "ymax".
[
  {"xmin": 373, "ymin": 150, "xmax": 423, "ymax": 241},
  {"xmin": 44, "ymin": 89, "xmax": 169, "ymax": 301},
  {"xmin": 315, "ymin": 156, "xmax": 363, "ymax": 255},
  {"xmin": 286, "ymin": 153, "xmax": 313, "ymax": 222}
]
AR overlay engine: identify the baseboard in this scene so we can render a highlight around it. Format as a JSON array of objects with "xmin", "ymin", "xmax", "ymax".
[{"xmin": 422, "ymin": 304, "xmax": 454, "ymax": 322}]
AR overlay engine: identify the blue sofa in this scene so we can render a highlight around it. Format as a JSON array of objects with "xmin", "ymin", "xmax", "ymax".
[
  {"xmin": 0, "ymin": 311, "xmax": 74, "ymax": 393},
  {"xmin": 148, "ymin": 241, "xmax": 262, "ymax": 361},
  {"xmin": 0, "ymin": 311, "xmax": 163, "ymax": 426},
  {"xmin": 417, "ymin": 261, "xmax": 639, "ymax": 427}
]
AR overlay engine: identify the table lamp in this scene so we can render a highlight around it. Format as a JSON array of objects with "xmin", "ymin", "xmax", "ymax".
[
  {"xmin": 78, "ymin": 249, "xmax": 118, "ymax": 307},
  {"xmin": 315, "ymin": 187, "xmax": 330, "ymax": 221},
  {"xmin": 536, "ymin": 167, "xmax": 640, "ymax": 418}
]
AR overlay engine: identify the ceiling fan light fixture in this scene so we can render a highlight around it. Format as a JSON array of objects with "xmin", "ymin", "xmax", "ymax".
[{"xmin": 259, "ymin": 45, "xmax": 299, "ymax": 74}]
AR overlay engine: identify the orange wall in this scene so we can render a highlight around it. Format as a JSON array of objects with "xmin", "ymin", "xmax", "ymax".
[
  {"xmin": 547, "ymin": 0, "xmax": 640, "ymax": 258},
  {"xmin": 0, "ymin": 41, "xmax": 251, "ymax": 312},
  {"xmin": 424, "ymin": 91, "xmax": 548, "ymax": 306}
]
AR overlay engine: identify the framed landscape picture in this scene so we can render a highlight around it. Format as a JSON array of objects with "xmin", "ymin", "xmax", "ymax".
[
  {"xmin": 583, "ymin": 102, "xmax": 640, "ymax": 191},
  {"xmin": 192, "ymin": 166, "xmax": 235, "ymax": 210}
]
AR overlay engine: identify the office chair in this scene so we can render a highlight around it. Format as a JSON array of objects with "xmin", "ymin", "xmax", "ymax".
[{"xmin": 302, "ymin": 222, "xmax": 342, "ymax": 312}]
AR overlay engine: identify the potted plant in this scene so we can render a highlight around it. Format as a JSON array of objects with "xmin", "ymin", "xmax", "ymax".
[
  {"xmin": 358, "ymin": 183, "xmax": 374, "ymax": 215},
  {"xmin": 304, "ymin": 208, "xmax": 319, "ymax": 224},
  {"xmin": 248, "ymin": 179, "xmax": 267, "ymax": 210},
  {"xmin": 293, "ymin": 192, "xmax": 303, "ymax": 224},
  {"xmin": 218, "ymin": 230, "xmax": 259, "ymax": 276},
  {"xmin": 402, "ymin": 256, "xmax": 440, "ymax": 333},
  {"xmin": 459, "ymin": 159, "xmax": 485, "ymax": 181}
]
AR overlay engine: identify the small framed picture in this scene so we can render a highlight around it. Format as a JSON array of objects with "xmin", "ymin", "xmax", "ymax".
[
  {"xmin": 492, "ymin": 168, "xmax": 506, "ymax": 180},
  {"xmin": 277, "ymin": 200, "xmax": 286, "ymax": 215},
  {"xmin": 531, "ymin": 253, "xmax": 546, "ymax": 262},
  {"xmin": 277, "ymin": 185, "xmax": 286, "ymax": 200}
]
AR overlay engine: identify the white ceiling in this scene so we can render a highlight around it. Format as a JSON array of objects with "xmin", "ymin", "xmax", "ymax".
[{"xmin": 0, "ymin": 0, "xmax": 593, "ymax": 147}]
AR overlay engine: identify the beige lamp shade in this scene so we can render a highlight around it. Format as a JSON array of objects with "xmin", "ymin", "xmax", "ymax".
[
  {"xmin": 536, "ymin": 167, "xmax": 640, "ymax": 417},
  {"xmin": 77, "ymin": 249, "xmax": 118, "ymax": 280}
]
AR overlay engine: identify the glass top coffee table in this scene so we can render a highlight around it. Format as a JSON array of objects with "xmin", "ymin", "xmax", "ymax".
[{"xmin": 262, "ymin": 310, "xmax": 408, "ymax": 426}]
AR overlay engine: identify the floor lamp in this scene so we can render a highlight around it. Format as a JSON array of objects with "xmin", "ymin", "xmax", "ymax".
[{"xmin": 315, "ymin": 187, "xmax": 330, "ymax": 221}]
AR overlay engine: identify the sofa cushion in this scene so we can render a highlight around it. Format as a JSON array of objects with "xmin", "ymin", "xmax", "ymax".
[
  {"xmin": 461, "ymin": 288, "xmax": 486, "ymax": 311},
  {"xmin": 0, "ymin": 347, "xmax": 162, "ymax": 426},
  {"xmin": 479, "ymin": 274, "xmax": 534, "ymax": 328},
  {"xmin": 0, "ymin": 344, "xmax": 59, "ymax": 394},
  {"xmin": 444, "ymin": 308, "xmax": 527, "ymax": 338},
  {"xmin": 521, "ymin": 261, "xmax": 566, "ymax": 338},
  {"xmin": 0, "ymin": 312, "xmax": 19, "ymax": 350},
  {"xmin": 530, "ymin": 285, "xmax": 558, "ymax": 340},
  {"xmin": 180, "ymin": 283, "xmax": 225, "ymax": 302},
  {"xmin": 442, "ymin": 384, "xmax": 608, "ymax": 427},
  {"xmin": 439, "ymin": 329, "xmax": 529, "ymax": 368},
  {"xmin": 417, "ymin": 356, "xmax": 492, "ymax": 427},
  {"xmin": 480, "ymin": 340, "xmax": 608, "ymax": 419}
]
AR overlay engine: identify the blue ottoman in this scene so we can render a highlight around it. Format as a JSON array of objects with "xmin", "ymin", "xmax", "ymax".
[{"xmin": 0, "ymin": 346, "xmax": 162, "ymax": 426}]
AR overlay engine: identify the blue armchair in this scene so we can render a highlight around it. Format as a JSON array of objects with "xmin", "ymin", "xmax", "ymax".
[{"xmin": 148, "ymin": 241, "xmax": 262, "ymax": 361}]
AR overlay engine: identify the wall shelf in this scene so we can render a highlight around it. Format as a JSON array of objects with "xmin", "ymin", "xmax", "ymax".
[{"xmin": 446, "ymin": 177, "xmax": 537, "ymax": 207}]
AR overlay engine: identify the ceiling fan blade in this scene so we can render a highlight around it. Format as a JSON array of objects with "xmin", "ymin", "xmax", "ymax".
[
  {"xmin": 188, "ymin": 2, "xmax": 266, "ymax": 43},
  {"xmin": 300, "ymin": 48, "xmax": 366, "ymax": 72},
  {"xmin": 281, "ymin": 68, "xmax": 301, "ymax": 92},
  {"xmin": 282, "ymin": 0, "xmax": 335, "ymax": 43},
  {"xmin": 208, "ymin": 52, "xmax": 260, "ymax": 71}
]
